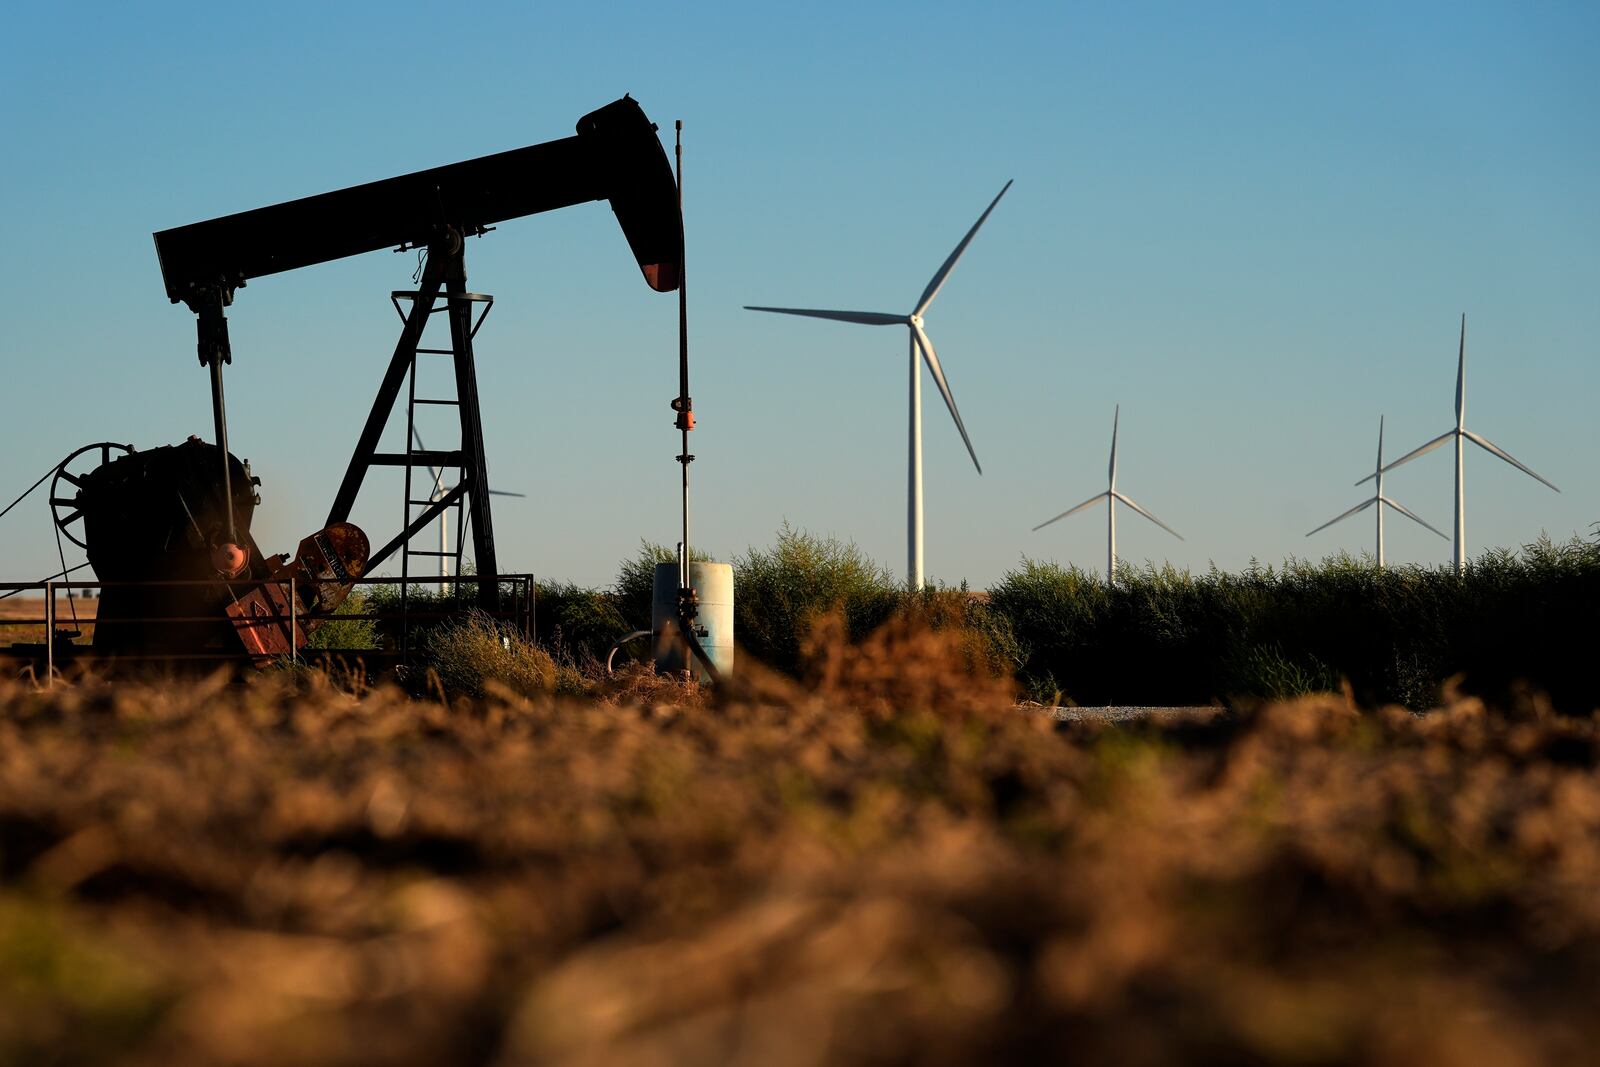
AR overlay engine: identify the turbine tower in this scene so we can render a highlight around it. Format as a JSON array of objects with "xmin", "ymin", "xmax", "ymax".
[
  {"xmin": 1360, "ymin": 315, "xmax": 1558, "ymax": 574},
  {"xmin": 746, "ymin": 181, "xmax": 1011, "ymax": 590},
  {"xmin": 411, "ymin": 427, "xmax": 524, "ymax": 593},
  {"xmin": 1306, "ymin": 416, "xmax": 1447, "ymax": 566},
  {"xmin": 1032, "ymin": 406, "xmax": 1182, "ymax": 584}
]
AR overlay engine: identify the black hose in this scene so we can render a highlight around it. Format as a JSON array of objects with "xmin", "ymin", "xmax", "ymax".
[{"xmin": 606, "ymin": 630, "xmax": 652, "ymax": 675}]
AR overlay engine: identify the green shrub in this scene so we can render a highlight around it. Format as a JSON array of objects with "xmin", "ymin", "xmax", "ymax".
[
  {"xmin": 362, "ymin": 582, "xmax": 480, "ymax": 653},
  {"xmin": 304, "ymin": 589, "xmax": 380, "ymax": 651},
  {"xmin": 901, "ymin": 585, "xmax": 1026, "ymax": 679},
  {"xmin": 992, "ymin": 534, "xmax": 1600, "ymax": 711},
  {"xmin": 732, "ymin": 524, "xmax": 900, "ymax": 675},
  {"xmin": 403, "ymin": 609, "xmax": 583, "ymax": 700},
  {"xmin": 534, "ymin": 581, "xmax": 632, "ymax": 667}
]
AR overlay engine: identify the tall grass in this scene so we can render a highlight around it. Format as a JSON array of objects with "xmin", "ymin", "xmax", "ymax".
[
  {"xmin": 992, "ymin": 534, "xmax": 1600, "ymax": 709},
  {"xmin": 403, "ymin": 609, "xmax": 584, "ymax": 699},
  {"xmin": 304, "ymin": 524, "xmax": 1600, "ymax": 712}
]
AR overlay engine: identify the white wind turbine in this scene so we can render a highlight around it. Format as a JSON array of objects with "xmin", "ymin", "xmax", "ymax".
[
  {"xmin": 411, "ymin": 427, "xmax": 524, "ymax": 593},
  {"xmin": 746, "ymin": 181, "xmax": 1012, "ymax": 590},
  {"xmin": 1359, "ymin": 314, "xmax": 1558, "ymax": 574},
  {"xmin": 1032, "ymin": 405, "xmax": 1183, "ymax": 584},
  {"xmin": 1306, "ymin": 415, "xmax": 1447, "ymax": 566}
]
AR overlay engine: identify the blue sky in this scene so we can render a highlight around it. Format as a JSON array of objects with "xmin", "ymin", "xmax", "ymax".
[{"xmin": 2, "ymin": 1, "xmax": 1596, "ymax": 589}]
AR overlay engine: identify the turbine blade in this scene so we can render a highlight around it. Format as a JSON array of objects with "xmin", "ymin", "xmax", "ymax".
[
  {"xmin": 744, "ymin": 306, "xmax": 906, "ymax": 326},
  {"xmin": 911, "ymin": 321, "xmax": 981, "ymax": 474},
  {"xmin": 488, "ymin": 490, "xmax": 527, "ymax": 498},
  {"xmin": 410, "ymin": 426, "xmax": 444, "ymax": 488},
  {"xmin": 1112, "ymin": 491, "xmax": 1183, "ymax": 540},
  {"xmin": 1109, "ymin": 405, "xmax": 1120, "ymax": 487},
  {"xmin": 912, "ymin": 180, "xmax": 1013, "ymax": 317},
  {"xmin": 1456, "ymin": 313, "xmax": 1466, "ymax": 429},
  {"xmin": 1379, "ymin": 496, "xmax": 1449, "ymax": 540},
  {"xmin": 1462, "ymin": 430, "xmax": 1560, "ymax": 492},
  {"xmin": 1305, "ymin": 496, "xmax": 1376, "ymax": 537},
  {"xmin": 1356, "ymin": 430, "xmax": 1453, "ymax": 485},
  {"xmin": 1032, "ymin": 491, "xmax": 1107, "ymax": 532},
  {"xmin": 1376, "ymin": 414, "xmax": 1385, "ymax": 470}
]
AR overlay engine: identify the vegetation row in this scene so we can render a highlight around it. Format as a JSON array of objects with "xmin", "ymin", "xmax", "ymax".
[{"xmin": 323, "ymin": 524, "xmax": 1600, "ymax": 712}]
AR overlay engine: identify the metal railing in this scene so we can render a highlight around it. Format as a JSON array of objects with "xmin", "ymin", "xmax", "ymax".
[{"xmin": 0, "ymin": 573, "xmax": 534, "ymax": 686}]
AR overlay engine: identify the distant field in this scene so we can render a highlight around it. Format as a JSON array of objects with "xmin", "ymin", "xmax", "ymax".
[
  {"xmin": 0, "ymin": 596, "xmax": 99, "ymax": 621},
  {"xmin": 0, "ymin": 595, "xmax": 97, "ymax": 648},
  {"xmin": 0, "ymin": 619, "xmax": 1596, "ymax": 1066}
]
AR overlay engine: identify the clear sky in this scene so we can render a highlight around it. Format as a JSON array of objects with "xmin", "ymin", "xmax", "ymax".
[{"xmin": 2, "ymin": 1, "xmax": 1596, "ymax": 590}]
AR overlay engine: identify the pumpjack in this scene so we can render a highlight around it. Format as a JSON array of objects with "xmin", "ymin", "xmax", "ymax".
[{"xmin": 43, "ymin": 96, "xmax": 683, "ymax": 664}]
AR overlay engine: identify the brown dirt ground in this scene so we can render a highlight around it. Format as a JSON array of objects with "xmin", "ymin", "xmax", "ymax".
[{"xmin": 0, "ymin": 619, "xmax": 1597, "ymax": 1066}]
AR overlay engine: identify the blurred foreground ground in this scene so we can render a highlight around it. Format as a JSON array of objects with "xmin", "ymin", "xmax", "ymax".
[{"xmin": 1, "ymin": 619, "xmax": 1597, "ymax": 1066}]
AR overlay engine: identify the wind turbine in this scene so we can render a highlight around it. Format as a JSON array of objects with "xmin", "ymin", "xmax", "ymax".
[
  {"xmin": 1306, "ymin": 415, "xmax": 1447, "ymax": 566},
  {"xmin": 411, "ymin": 427, "xmax": 524, "ymax": 593},
  {"xmin": 746, "ymin": 180, "xmax": 1012, "ymax": 590},
  {"xmin": 1359, "ymin": 314, "xmax": 1558, "ymax": 574},
  {"xmin": 1032, "ymin": 405, "xmax": 1182, "ymax": 584}
]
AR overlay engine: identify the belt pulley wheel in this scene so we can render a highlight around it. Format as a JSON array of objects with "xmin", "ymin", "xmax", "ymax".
[{"xmin": 50, "ymin": 441, "xmax": 133, "ymax": 549}]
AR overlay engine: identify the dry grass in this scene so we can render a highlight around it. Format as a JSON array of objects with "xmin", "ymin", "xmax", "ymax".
[
  {"xmin": 0, "ymin": 597, "xmax": 99, "ymax": 621},
  {"xmin": 0, "ymin": 620, "xmax": 1598, "ymax": 1065},
  {"xmin": 0, "ymin": 595, "xmax": 97, "ymax": 647}
]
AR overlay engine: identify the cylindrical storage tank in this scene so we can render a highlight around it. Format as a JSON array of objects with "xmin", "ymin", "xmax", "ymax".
[{"xmin": 651, "ymin": 562, "xmax": 734, "ymax": 681}]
